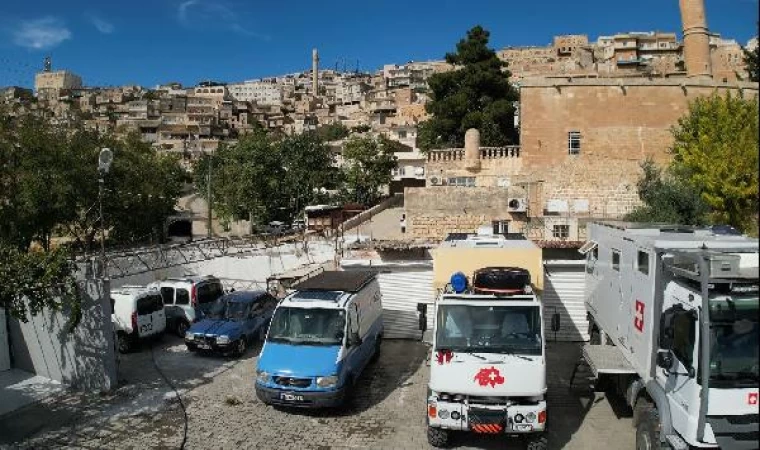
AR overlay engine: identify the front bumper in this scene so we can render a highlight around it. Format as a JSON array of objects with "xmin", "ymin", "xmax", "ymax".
[
  {"xmin": 255, "ymin": 384, "xmax": 347, "ymax": 408},
  {"xmin": 428, "ymin": 399, "xmax": 547, "ymax": 434},
  {"xmin": 185, "ymin": 338, "xmax": 234, "ymax": 353}
]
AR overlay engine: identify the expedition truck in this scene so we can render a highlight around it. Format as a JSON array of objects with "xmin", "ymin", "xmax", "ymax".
[
  {"xmin": 577, "ymin": 222, "xmax": 758, "ymax": 450},
  {"xmin": 419, "ymin": 232, "xmax": 560, "ymax": 449}
]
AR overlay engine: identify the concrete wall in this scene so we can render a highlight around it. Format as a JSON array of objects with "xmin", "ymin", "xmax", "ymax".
[
  {"xmin": 8, "ymin": 279, "xmax": 117, "ymax": 392},
  {"xmin": 110, "ymin": 240, "xmax": 335, "ymax": 291},
  {"xmin": 433, "ymin": 246, "xmax": 544, "ymax": 293}
]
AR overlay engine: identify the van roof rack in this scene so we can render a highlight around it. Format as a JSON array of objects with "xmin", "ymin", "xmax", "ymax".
[{"xmin": 293, "ymin": 270, "xmax": 376, "ymax": 293}]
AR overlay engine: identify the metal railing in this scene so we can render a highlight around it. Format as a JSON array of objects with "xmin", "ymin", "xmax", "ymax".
[{"xmin": 427, "ymin": 146, "xmax": 521, "ymax": 162}]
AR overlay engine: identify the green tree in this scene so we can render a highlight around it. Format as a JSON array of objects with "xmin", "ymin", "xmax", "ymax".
[
  {"xmin": 417, "ymin": 26, "xmax": 519, "ymax": 151},
  {"xmin": 669, "ymin": 93, "xmax": 758, "ymax": 232},
  {"xmin": 316, "ymin": 123, "xmax": 349, "ymax": 142},
  {"xmin": 194, "ymin": 130, "xmax": 336, "ymax": 226},
  {"xmin": 744, "ymin": 25, "xmax": 759, "ymax": 82},
  {"xmin": 0, "ymin": 245, "xmax": 80, "ymax": 330},
  {"xmin": 625, "ymin": 159, "xmax": 709, "ymax": 225},
  {"xmin": 341, "ymin": 136, "xmax": 397, "ymax": 205}
]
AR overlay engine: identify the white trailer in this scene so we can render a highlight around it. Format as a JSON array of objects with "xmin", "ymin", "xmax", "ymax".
[{"xmin": 575, "ymin": 222, "xmax": 758, "ymax": 450}]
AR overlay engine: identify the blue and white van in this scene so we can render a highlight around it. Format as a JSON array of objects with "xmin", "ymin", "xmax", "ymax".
[{"xmin": 255, "ymin": 270, "xmax": 383, "ymax": 408}]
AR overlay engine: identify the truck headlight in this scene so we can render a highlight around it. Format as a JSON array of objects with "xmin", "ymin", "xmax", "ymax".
[
  {"xmin": 185, "ymin": 332, "xmax": 194, "ymax": 340},
  {"xmin": 316, "ymin": 375, "xmax": 338, "ymax": 388},
  {"xmin": 256, "ymin": 370, "xmax": 269, "ymax": 383},
  {"xmin": 526, "ymin": 412, "xmax": 536, "ymax": 423},
  {"xmin": 438, "ymin": 409, "xmax": 450, "ymax": 419},
  {"xmin": 217, "ymin": 335, "xmax": 230, "ymax": 344}
]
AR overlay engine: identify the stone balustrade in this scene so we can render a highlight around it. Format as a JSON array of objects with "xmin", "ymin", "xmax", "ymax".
[{"xmin": 427, "ymin": 146, "xmax": 520, "ymax": 162}]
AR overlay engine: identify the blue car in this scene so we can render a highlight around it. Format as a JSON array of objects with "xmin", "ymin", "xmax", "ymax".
[{"xmin": 184, "ymin": 290, "xmax": 278, "ymax": 356}]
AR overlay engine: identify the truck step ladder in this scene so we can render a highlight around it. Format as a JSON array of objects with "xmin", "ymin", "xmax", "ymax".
[
  {"xmin": 665, "ymin": 433, "xmax": 689, "ymax": 450},
  {"xmin": 569, "ymin": 344, "xmax": 636, "ymax": 387}
]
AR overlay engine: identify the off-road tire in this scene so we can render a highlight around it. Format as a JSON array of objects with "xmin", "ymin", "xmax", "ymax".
[
  {"xmin": 117, "ymin": 332, "xmax": 132, "ymax": 354},
  {"xmin": 427, "ymin": 426, "xmax": 449, "ymax": 448},
  {"xmin": 525, "ymin": 434, "xmax": 548, "ymax": 450},
  {"xmin": 176, "ymin": 320, "xmax": 189, "ymax": 337},
  {"xmin": 636, "ymin": 407, "xmax": 669, "ymax": 450}
]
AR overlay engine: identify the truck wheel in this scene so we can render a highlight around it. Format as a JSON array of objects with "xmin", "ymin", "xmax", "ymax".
[
  {"xmin": 427, "ymin": 426, "xmax": 449, "ymax": 448},
  {"xmin": 525, "ymin": 434, "xmax": 548, "ymax": 450},
  {"xmin": 636, "ymin": 408, "xmax": 668, "ymax": 450},
  {"xmin": 117, "ymin": 332, "xmax": 132, "ymax": 354}
]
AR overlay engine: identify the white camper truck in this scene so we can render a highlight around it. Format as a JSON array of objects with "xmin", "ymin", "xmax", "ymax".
[
  {"xmin": 576, "ymin": 222, "xmax": 758, "ymax": 450},
  {"xmin": 421, "ymin": 233, "xmax": 559, "ymax": 449}
]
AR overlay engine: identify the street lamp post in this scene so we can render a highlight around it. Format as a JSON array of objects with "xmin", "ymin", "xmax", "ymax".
[{"xmin": 98, "ymin": 148, "xmax": 114, "ymax": 275}]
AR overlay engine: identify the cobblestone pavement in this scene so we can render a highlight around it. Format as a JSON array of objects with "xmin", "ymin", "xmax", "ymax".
[{"xmin": 1, "ymin": 338, "xmax": 634, "ymax": 450}]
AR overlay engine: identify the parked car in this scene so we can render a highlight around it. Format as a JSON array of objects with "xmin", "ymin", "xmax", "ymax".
[
  {"xmin": 184, "ymin": 290, "xmax": 278, "ymax": 356},
  {"xmin": 148, "ymin": 276, "xmax": 224, "ymax": 337},
  {"xmin": 110, "ymin": 285, "xmax": 167, "ymax": 353},
  {"xmin": 255, "ymin": 270, "xmax": 383, "ymax": 408},
  {"xmin": 291, "ymin": 219, "xmax": 306, "ymax": 232},
  {"xmin": 266, "ymin": 221, "xmax": 286, "ymax": 235}
]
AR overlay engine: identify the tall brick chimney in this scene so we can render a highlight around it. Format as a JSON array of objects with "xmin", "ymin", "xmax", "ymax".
[
  {"xmin": 312, "ymin": 48, "xmax": 319, "ymax": 95},
  {"xmin": 679, "ymin": 0, "xmax": 712, "ymax": 77}
]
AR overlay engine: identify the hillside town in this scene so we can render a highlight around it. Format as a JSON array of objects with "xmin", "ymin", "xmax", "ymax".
[{"xmin": 0, "ymin": 0, "xmax": 758, "ymax": 449}]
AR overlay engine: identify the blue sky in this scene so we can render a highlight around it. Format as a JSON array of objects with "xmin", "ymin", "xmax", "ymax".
[{"xmin": 0, "ymin": 0, "xmax": 757, "ymax": 88}]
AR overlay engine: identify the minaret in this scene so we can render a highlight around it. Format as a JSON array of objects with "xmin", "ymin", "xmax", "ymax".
[
  {"xmin": 679, "ymin": 0, "xmax": 712, "ymax": 77},
  {"xmin": 312, "ymin": 48, "xmax": 319, "ymax": 95}
]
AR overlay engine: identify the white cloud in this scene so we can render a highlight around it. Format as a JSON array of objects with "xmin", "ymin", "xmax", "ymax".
[
  {"xmin": 12, "ymin": 17, "xmax": 71, "ymax": 50},
  {"xmin": 177, "ymin": 0, "xmax": 268, "ymax": 40},
  {"xmin": 89, "ymin": 15, "xmax": 114, "ymax": 34}
]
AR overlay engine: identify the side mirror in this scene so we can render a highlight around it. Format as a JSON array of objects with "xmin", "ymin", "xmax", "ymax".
[
  {"xmin": 417, "ymin": 303, "xmax": 427, "ymax": 332},
  {"xmin": 551, "ymin": 313, "xmax": 561, "ymax": 332},
  {"xmin": 656, "ymin": 350, "xmax": 675, "ymax": 371}
]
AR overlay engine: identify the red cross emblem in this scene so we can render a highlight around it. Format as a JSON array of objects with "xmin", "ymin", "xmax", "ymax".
[
  {"xmin": 749, "ymin": 392, "xmax": 758, "ymax": 405},
  {"xmin": 474, "ymin": 367, "xmax": 505, "ymax": 388},
  {"xmin": 436, "ymin": 350, "xmax": 453, "ymax": 365},
  {"xmin": 634, "ymin": 300, "xmax": 645, "ymax": 333}
]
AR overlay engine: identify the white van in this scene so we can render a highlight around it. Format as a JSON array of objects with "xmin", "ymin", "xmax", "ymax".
[
  {"xmin": 148, "ymin": 276, "xmax": 225, "ymax": 336},
  {"xmin": 110, "ymin": 286, "xmax": 167, "ymax": 353}
]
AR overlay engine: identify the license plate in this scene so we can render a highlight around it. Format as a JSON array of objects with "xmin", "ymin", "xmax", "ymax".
[
  {"xmin": 514, "ymin": 424, "xmax": 533, "ymax": 432},
  {"xmin": 280, "ymin": 392, "xmax": 304, "ymax": 402},
  {"xmin": 197, "ymin": 344, "xmax": 211, "ymax": 350}
]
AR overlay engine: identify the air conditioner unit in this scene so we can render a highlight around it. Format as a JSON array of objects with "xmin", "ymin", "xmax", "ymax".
[
  {"xmin": 430, "ymin": 177, "xmax": 440, "ymax": 186},
  {"xmin": 507, "ymin": 198, "xmax": 528, "ymax": 213}
]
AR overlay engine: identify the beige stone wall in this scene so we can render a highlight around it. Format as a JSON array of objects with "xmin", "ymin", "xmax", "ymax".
[{"xmin": 405, "ymin": 186, "xmax": 529, "ymax": 239}]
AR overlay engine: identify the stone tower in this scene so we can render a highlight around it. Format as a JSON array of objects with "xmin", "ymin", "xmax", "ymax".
[
  {"xmin": 312, "ymin": 48, "xmax": 319, "ymax": 95},
  {"xmin": 679, "ymin": 0, "xmax": 712, "ymax": 77}
]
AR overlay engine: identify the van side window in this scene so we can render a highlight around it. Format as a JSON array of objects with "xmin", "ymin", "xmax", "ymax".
[
  {"xmin": 348, "ymin": 305, "xmax": 360, "ymax": 337},
  {"xmin": 612, "ymin": 249, "xmax": 621, "ymax": 272},
  {"xmin": 160, "ymin": 287, "xmax": 175, "ymax": 305},
  {"xmin": 637, "ymin": 250, "xmax": 650, "ymax": 275},
  {"xmin": 586, "ymin": 247, "xmax": 598, "ymax": 274},
  {"xmin": 176, "ymin": 288, "xmax": 190, "ymax": 305}
]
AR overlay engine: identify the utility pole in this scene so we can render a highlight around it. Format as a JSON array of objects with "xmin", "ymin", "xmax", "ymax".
[{"xmin": 207, "ymin": 147, "xmax": 212, "ymax": 239}]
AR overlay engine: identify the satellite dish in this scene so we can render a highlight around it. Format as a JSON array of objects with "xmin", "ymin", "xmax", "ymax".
[{"xmin": 98, "ymin": 148, "xmax": 113, "ymax": 174}]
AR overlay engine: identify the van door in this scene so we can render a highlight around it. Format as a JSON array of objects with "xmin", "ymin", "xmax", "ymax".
[
  {"xmin": 346, "ymin": 303, "xmax": 371, "ymax": 375},
  {"xmin": 152, "ymin": 293, "xmax": 166, "ymax": 333},
  {"xmin": 136, "ymin": 295, "xmax": 158, "ymax": 337},
  {"xmin": 160, "ymin": 287, "xmax": 177, "ymax": 326}
]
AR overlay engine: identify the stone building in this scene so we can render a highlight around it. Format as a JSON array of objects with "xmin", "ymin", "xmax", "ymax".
[
  {"xmin": 34, "ymin": 70, "xmax": 83, "ymax": 94},
  {"xmin": 405, "ymin": 0, "xmax": 759, "ymax": 245}
]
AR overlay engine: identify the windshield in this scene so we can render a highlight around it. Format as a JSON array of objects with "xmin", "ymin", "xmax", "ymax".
[
  {"xmin": 208, "ymin": 297, "xmax": 250, "ymax": 320},
  {"xmin": 709, "ymin": 295, "xmax": 759, "ymax": 386},
  {"xmin": 267, "ymin": 307, "xmax": 345, "ymax": 346},
  {"xmin": 435, "ymin": 304, "xmax": 542, "ymax": 356}
]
